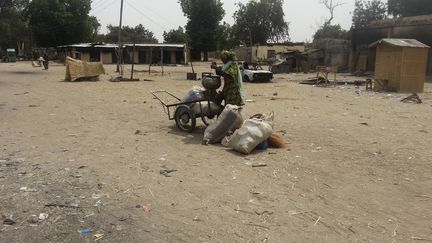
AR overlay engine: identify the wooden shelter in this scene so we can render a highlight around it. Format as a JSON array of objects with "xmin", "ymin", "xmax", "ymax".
[{"xmin": 370, "ymin": 38, "xmax": 430, "ymax": 92}]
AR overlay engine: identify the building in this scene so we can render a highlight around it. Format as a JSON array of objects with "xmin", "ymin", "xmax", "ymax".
[
  {"xmin": 234, "ymin": 43, "xmax": 305, "ymax": 63},
  {"xmin": 370, "ymin": 38, "xmax": 429, "ymax": 92},
  {"xmin": 57, "ymin": 43, "xmax": 190, "ymax": 65},
  {"xmin": 352, "ymin": 14, "xmax": 432, "ymax": 75},
  {"xmin": 313, "ymin": 39, "xmax": 351, "ymax": 72}
]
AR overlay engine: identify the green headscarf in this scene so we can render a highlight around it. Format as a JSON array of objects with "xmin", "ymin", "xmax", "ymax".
[{"xmin": 221, "ymin": 50, "xmax": 237, "ymax": 62}]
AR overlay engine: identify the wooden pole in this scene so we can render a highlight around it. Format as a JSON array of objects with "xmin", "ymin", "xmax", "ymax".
[
  {"xmin": 161, "ymin": 47, "xmax": 164, "ymax": 76},
  {"xmin": 131, "ymin": 42, "xmax": 136, "ymax": 80},
  {"xmin": 148, "ymin": 47, "xmax": 153, "ymax": 75},
  {"xmin": 116, "ymin": 0, "xmax": 124, "ymax": 74}
]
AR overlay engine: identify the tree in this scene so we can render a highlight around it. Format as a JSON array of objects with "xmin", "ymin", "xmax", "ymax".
[
  {"xmin": 179, "ymin": 0, "xmax": 225, "ymax": 61},
  {"xmin": 388, "ymin": 0, "xmax": 432, "ymax": 17},
  {"xmin": 86, "ymin": 16, "xmax": 101, "ymax": 42},
  {"xmin": 232, "ymin": 0, "xmax": 290, "ymax": 45},
  {"xmin": 313, "ymin": 24, "xmax": 350, "ymax": 41},
  {"xmin": 26, "ymin": 0, "xmax": 95, "ymax": 47},
  {"xmin": 103, "ymin": 24, "xmax": 158, "ymax": 43},
  {"xmin": 313, "ymin": 0, "xmax": 349, "ymax": 42},
  {"xmin": 320, "ymin": 0, "xmax": 345, "ymax": 26},
  {"xmin": 163, "ymin": 26, "xmax": 188, "ymax": 44},
  {"xmin": 0, "ymin": 0, "xmax": 29, "ymax": 53},
  {"xmin": 215, "ymin": 22, "xmax": 238, "ymax": 50},
  {"xmin": 352, "ymin": 0, "xmax": 387, "ymax": 28}
]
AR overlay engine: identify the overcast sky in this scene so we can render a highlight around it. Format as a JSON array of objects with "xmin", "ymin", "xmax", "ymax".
[{"xmin": 90, "ymin": 0, "xmax": 355, "ymax": 43}]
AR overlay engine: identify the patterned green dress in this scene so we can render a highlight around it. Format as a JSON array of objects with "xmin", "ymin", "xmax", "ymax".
[{"xmin": 216, "ymin": 63, "xmax": 244, "ymax": 106}]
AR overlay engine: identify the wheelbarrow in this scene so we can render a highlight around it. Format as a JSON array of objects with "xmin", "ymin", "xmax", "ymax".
[{"xmin": 151, "ymin": 90, "xmax": 223, "ymax": 133}]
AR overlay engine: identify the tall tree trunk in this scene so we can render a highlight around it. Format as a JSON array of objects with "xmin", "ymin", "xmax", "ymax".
[{"xmin": 203, "ymin": 51, "xmax": 208, "ymax": 61}]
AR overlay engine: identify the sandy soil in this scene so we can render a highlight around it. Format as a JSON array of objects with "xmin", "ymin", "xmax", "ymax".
[{"xmin": 1, "ymin": 61, "xmax": 432, "ymax": 242}]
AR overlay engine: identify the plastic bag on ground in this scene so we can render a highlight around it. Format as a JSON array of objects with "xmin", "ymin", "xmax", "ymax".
[
  {"xmin": 203, "ymin": 104, "xmax": 243, "ymax": 144},
  {"xmin": 224, "ymin": 118, "xmax": 273, "ymax": 154}
]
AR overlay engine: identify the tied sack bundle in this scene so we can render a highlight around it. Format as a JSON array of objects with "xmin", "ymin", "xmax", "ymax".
[
  {"xmin": 224, "ymin": 114, "xmax": 273, "ymax": 154},
  {"xmin": 203, "ymin": 105, "xmax": 243, "ymax": 144},
  {"xmin": 182, "ymin": 86, "xmax": 221, "ymax": 116}
]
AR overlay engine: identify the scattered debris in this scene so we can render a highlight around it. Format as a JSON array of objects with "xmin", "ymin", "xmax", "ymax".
[
  {"xmin": 79, "ymin": 229, "xmax": 93, "ymax": 235},
  {"xmin": 14, "ymin": 92, "xmax": 29, "ymax": 96},
  {"xmin": 138, "ymin": 205, "xmax": 151, "ymax": 212},
  {"xmin": 45, "ymin": 203, "xmax": 80, "ymax": 209},
  {"xmin": 20, "ymin": 186, "xmax": 37, "ymax": 192},
  {"xmin": 158, "ymin": 154, "xmax": 168, "ymax": 161},
  {"xmin": 401, "ymin": 93, "xmax": 422, "ymax": 104},
  {"xmin": 193, "ymin": 216, "xmax": 201, "ymax": 221},
  {"xmin": 160, "ymin": 169, "xmax": 177, "ymax": 177},
  {"xmin": 252, "ymin": 162, "xmax": 268, "ymax": 168},
  {"xmin": 110, "ymin": 77, "xmax": 140, "ymax": 82},
  {"xmin": 3, "ymin": 218, "xmax": 16, "ymax": 225},
  {"xmin": 254, "ymin": 210, "xmax": 274, "ymax": 216},
  {"xmin": 38, "ymin": 213, "xmax": 49, "ymax": 221}
]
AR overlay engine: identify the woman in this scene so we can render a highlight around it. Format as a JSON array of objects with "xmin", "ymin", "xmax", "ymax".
[{"xmin": 211, "ymin": 51, "xmax": 244, "ymax": 106}]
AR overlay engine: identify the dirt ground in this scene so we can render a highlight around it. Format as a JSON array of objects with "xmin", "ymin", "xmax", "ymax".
[{"xmin": 1, "ymin": 61, "xmax": 432, "ymax": 243}]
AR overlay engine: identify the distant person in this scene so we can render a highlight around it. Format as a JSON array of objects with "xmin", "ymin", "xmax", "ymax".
[
  {"xmin": 211, "ymin": 50, "xmax": 244, "ymax": 106},
  {"xmin": 243, "ymin": 62, "xmax": 249, "ymax": 70},
  {"xmin": 42, "ymin": 53, "xmax": 49, "ymax": 70}
]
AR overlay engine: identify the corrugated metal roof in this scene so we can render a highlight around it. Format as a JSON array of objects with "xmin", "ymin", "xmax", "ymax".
[
  {"xmin": 123, "ymin": 43, "xmax": 185, "ymax": 48},
  {"xmin": 58, "ymin": 43, "xmax": 186, "ymax": 49},
  {"xmin": 369, "ymin": 39, "xmax": 430, "ymax": 48}
]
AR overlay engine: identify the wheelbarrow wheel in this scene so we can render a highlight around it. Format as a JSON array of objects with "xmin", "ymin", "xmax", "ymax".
[{"xmin": 174, "ymin": 105, "xmax": 196, "ymax": 133}]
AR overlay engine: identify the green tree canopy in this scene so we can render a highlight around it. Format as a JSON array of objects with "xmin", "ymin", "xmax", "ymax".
[
  {"xmin": 313, "ymin": 24, "xmax": 350, "ymax": 41},
  {"xmin": 163, "ymin": 26, "xmax": 188, "ymax": 44},
  {"xmin": 26, "ymin": 0, "xmax": 99, "ymax": 47},
  {"xmin": 352, "ymin": 0, "xmax": 387, "ymax": 28},
  {"xmin": 102, "ymin": 24, "xmax": 158, "ymax": 43},
  {"xmin": 215, "ymin": 22, "xmax": 237, "ymax": 51},
  {"xmin": 0, "ymin": 0, "xmax": 29, "ymax": 52},
  {"xmin": 179, "ymin": 0, "xmax": 225, "ymax": 60},
  {"xmin": 388, "ymin": 0, "xmax": 432, "ymax": 17},
  {"xmin": 232, "ymin": 0, "xmax": 290, "ymax": 45}
]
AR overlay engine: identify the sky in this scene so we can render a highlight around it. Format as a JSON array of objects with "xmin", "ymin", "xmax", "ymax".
[{"xmin": 90, "ymin": 0, "xmax": 356, "ymax": 43}]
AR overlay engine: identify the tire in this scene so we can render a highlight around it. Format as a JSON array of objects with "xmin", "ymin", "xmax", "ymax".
[
  {"xmin": 243, "ymin": 75, "xmax": 250, "ymax": 82},
  {"xmin": 174, "ymin": 105, "xmax": 196, "ymax": 133}
]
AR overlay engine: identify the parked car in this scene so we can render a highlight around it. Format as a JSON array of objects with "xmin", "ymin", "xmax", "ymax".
[
  {"xmin": 239, "ymin": 62, "xmax": 273, "ymax": 83},
  {"xmin": 3, "ymin": 49, "xmax": 17, "ymax": 62}
]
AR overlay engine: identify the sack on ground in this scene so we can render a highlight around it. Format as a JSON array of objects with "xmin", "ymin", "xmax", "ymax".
[
  {"xmin": 203, "ymin": 104, "xmax": 243, "ymax": 144},
  {"xmin": 224, "ymin": 118, "xmax": 273, "ymax": 154}
]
